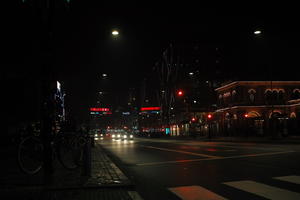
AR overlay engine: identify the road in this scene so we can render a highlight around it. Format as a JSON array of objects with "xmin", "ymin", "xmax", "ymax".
[{"xmin": 97, "ymin": 137, "xmax": 300, "ymax": 200}]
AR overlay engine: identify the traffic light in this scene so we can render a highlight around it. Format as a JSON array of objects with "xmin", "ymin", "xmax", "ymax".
[
  {"xmin": 191, "ymin": 117, "xmax": 196, "ymax": 122},
  {"xmin": 207, "ymin": 114, "xmax": 212, "ymax": 119},
  {"xmin": 177, "ymin": 90, "xmax": 184, "ymax": 96}
]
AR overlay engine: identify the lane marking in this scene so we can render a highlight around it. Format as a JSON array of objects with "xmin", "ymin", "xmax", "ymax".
[
  {"xmin": 214, "ymin": 144, "xmax": 288, "ymax": 151},
  {"xmin": 214, "ymin": 150, "xmax": 295, "ymax": 160},
  {"xmin": 274, "ymin": 175, "xmax": 300, "ymax": 184},
  {"xmin": 140, "ymin": 145, "xmax": 221, "ymax": 159},
  {"xmin": 223, "ymin": 180, "xmax": 300, "ymax": 200},
  {"xmin": 136, "ymin": 151, "xmax": 295, "ymax": 166},
  {"xmin": 137, "ymin": 138, "xmax": 289, "ymax": 151},
  {"xmin": 128, "ymin": 191, "xmax": 144, "ymax": 200},
  {"xmin": 137, "ymin": 159, "xmax": 210, "ymax": 166},
  {"xmin": 169, "ymin": 185, "xmax": 228, "ymax": 200}
]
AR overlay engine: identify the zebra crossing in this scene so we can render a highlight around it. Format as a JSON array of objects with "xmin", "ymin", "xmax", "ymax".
[{"xmin": 169, "ymin": 175, "xmax": 300, "ymax": 200}]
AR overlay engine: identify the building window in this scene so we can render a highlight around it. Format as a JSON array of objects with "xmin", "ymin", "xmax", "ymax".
[
  {"xmin": 232, "ymin": 90, "xmax": 237, "ymax": 102},
  {"xmin": 292, "ymin": 89, "xmax": 300, "ymax": 100},
  {"xmin": 278, "ymin": 90, "xmax": 284, "ymax": 103},
  {"xmin": 265, "ymin": 89, "xmax": 272, "ymax": 104},
  {"xmin": 248, "ymin": 89, "xmax": 256, "ymax": 103},
  {"xmin": 249, "ymin": 93, "xmax": 255, "ymax": 103}
]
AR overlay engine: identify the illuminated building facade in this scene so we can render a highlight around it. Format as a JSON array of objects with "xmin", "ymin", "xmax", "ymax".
[{"xmin": 214, "ymin": 81, "xmax": 300, "ymax": 136}]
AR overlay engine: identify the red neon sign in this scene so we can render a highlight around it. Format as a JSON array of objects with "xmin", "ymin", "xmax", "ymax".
[
  {"xmin": 140, "ymin": 107, "xmax": 161, "ymax": 111},
  {"xmin": 90, "ymin": 108, "xmax": 110, "ymax": 112}
]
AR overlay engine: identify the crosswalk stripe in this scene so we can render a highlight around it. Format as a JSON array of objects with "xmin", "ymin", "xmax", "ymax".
[
  {"xmin": 169, "ymin": 185, "xmax": 228, "ymax": 200},
  {"xmin": 223, "ymin": 180, "xmax": 300, "ymax": 200},
  {"xmin": 273, "ymin": 175, "xmax": 300, "ymax": 184},
  {"xmin": 128, "ymin": 191, "xmax": 144, "ymax": 200}
]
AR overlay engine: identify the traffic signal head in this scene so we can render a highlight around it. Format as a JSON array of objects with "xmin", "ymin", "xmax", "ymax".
[{"xmin": 177, "ymin": 90, "xmax": 183, "ymax": 96}]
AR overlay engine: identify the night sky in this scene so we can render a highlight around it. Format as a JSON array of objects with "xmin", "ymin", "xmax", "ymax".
[{"xmin": 3, "ymin": 2, "xmax": 300, "ymax": 121}]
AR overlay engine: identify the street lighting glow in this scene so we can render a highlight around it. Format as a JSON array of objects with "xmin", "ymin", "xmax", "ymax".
[
  {"xmin": 112, "ymin": 30, "xmax": 119, "ymax": 36},
  {"xmin": 254, "ymin": 30, "xmax": 262, "ymax": 35},
  {"xmin": 189, "ymin": 72, "xmax": 194, "ymax": 76},
  {"xmin": 102, "ymin": 73, "xmax": 107, "ymax": 77}
]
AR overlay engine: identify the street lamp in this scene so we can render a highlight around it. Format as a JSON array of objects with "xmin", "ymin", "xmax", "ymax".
[
  {"xmin": 254, "ymin": 30, "xmax": 262, "ymax": 35},
  {"xmin": 112, "ymin": 30, "xmax": 119, "ymax": 36}
]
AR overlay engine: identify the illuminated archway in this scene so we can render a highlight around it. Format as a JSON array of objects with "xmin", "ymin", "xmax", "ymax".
[
  {"xmin": 290, "ymin": 112, "xmax": 297, "ymax": 118},
  {"xmin": 246, "ymin": 111, "xmax": 261, "ymax": 118},
  {"xmin": 269, "ymin": 110, "xmax": 282, "ymax": 118}
]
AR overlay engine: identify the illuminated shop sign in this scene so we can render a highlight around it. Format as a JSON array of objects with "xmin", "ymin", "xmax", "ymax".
[
  {"xmin": 140, "ymin": 107, "xmax": 161, "ymax": 111},
  {"xmin": 90, "ymin": 108, "xmax": 110, "ymax": 112}
]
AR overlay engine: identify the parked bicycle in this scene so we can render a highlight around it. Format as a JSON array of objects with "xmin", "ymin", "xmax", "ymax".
[{"xmin": 17, "ymin": 128, "xmax": 87, "ymax": 175}]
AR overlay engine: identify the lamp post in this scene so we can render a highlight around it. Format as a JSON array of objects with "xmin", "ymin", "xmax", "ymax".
[{"xmin": 254, "ymin": 29, "xmax": 275, "ymax": 136}]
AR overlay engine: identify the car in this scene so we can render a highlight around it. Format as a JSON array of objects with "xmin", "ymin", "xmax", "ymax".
[
  {"xmin": 111, "ymin": 132, "xmax": 122, "ymax": 140},
  {"xmin": 94, "ymin": 133, "xmax": 104, "ymax": 140},
  {"xmin": 121, "ymin": 132, "xmax": 134, "ymax": 140},
  {"xmin": 93, "ymin": 129, "xmax": 105, "ymax": 140}
]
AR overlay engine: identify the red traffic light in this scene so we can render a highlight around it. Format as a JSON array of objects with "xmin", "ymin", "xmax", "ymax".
[
  {"xmin": 177, "ymin": 90, "xmax": 183, "ymax": 96},
  {"xmin": 191, "ymin": 117, "xmax": 196, "ymax": 122},
  {"xmin": 207, "ymin": 114, "xmax": 212, "ymax": 119}
]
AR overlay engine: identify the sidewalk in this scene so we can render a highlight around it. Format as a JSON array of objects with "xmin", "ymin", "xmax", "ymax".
[{"xmin": 0, "ymin": 143, "xmax": 140, "ymax": 200}]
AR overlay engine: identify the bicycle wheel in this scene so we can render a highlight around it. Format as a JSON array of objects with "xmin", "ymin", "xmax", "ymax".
[
  {"xmin": 57, "ymin": 135, "xmax": 81, "ymax": 170},
  {"xmin": 18, "ymin": 136, "xmax": 43, "ymax": 175},
  {"xmin": 73, "ymin": 135, "xmax": 85, "ymax": 166}
]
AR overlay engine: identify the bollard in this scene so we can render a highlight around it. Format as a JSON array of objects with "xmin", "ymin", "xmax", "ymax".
[
  {"xmin": 83, "ymin": 135, "xmax": 92, "ymax": 176},
  {"xmin": 91, "ymin": 134, "xmax": 95, "ymax": 147}
]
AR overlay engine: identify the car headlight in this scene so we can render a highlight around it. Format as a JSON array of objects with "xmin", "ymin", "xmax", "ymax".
[
  {"xmin": 117, "ymin": 134, "xmax": 121, "ymax": 138},
  {"xmin": 112, "ymin": 134, "xmax": 115, "ymax": 138},
  {"xmin": 130, "ymin": 135, "xmax": 133, "ymax": 138},
  {"xmin": 94, "ymin": 134, "xmax": 98, "ymax": 137},
  {"xmin": 123, "ymin": 135, "xmax": 127, "ymax": 138},
  {"xmin": 100, "ymin": 134, "xmax": 103, "ymax": 137}
]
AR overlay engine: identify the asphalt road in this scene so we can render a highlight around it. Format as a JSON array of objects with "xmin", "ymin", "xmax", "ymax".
[{"xmin": 98, "ymin": 137, "xmax": 300, "ymax": 200}]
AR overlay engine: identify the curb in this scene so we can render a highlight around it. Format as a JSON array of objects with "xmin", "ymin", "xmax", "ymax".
[{"xmin": 86, "ymin": 144, "xmax": 134, "ymax": 189}]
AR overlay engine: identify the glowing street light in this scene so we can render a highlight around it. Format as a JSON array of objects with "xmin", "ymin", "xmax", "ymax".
[
  {"xmin": 254, "ymin": 30, "xmax": 262, "ymax": 35},
  {"xmin": 112, "ymin": 30, "xmax": 119, "ymax": 36}
]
